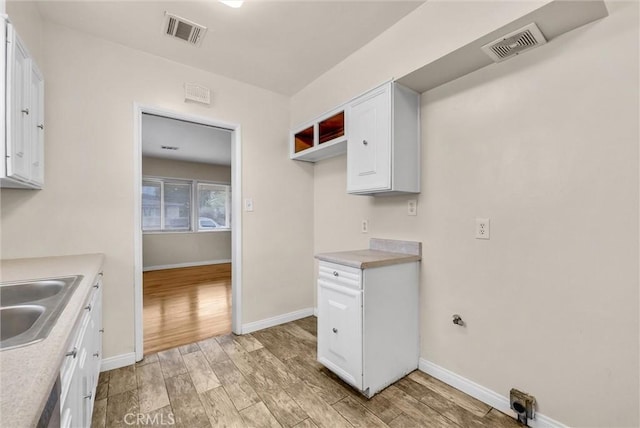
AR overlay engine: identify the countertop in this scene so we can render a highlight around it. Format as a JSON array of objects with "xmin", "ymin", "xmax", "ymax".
[
  {"xmin": 316, "ymin": 238, "xmax": 422, "ymax": 269},
  {"xmin": 0, "ymin": 253, "xmax": 104, "ymax": 428}
]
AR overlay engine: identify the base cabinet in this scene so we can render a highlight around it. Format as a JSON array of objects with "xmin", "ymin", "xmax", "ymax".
[
  {"xmin": 317, "ymin": 260, "xmax": 419, "ymax": 397},
  {"xmin": 60, "ymin": 273, "xmax": 103, "ymax": 428}
]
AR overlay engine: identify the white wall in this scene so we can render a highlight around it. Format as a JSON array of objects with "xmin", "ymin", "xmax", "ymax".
[
  {"xmin": 1, "ymin": 12, "xmax": 315, "ymax": 359},
  {"xmin": 292, "ymin": 1, "xmax": 639, "ymax": 427},
  {"xmin": 142, "ymin": 156, "xmax": 231, "ymax": 268}
]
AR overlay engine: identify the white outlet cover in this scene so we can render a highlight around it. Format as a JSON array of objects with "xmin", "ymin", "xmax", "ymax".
[
  {"xmin": 408, "ymin": 200, "xmax": 417, "ymax": 216},
  {"xmin": 361, "ymin": 219, "xmax": 369, "ymax": 233},
  {"xmin": 475, "ymin": 218, "xmax": 490, "ymax": 239},
  {"xmin": 244, "ymin": 198, "xmax": 254, "ymax": 212}
]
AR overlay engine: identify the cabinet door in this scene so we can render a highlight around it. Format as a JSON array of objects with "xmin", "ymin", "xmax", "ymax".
[
  {"xmin": 89, "ymin": 281, "xmax": 103, "ymax": 401},
  {"xmin": 317, "ymin": 280, "xmax": 362, "ymax": 389},
  {"xmin": 6, "ymin": 25, "xmax": 32, "ymax": 182},
  {"xmin": 347, "ymin": 84, "xmax": 391, "ymax": 193},
  {"xmin": 30, "ymin": 64, "xmax": 44, "ymax": 186}
]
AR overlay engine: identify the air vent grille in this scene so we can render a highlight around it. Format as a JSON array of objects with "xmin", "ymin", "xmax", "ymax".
[
  {"xmin": 163, "ymin": 12, "xmax": 207, "ymax": 47},
  {"xmin": 481, "ymin": 23, "xmax": 547, "ymax": 63},
  {"xmin": 184, "ymin": 83, "xmax": 211, "ymax": 105}
]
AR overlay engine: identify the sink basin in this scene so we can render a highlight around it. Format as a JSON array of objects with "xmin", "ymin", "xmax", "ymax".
[
  {"xmin": 0, "ymin": 275, "xmax": 84, "ymax": 350},
  {"xmin": 0, "ymin": 280, "xmax": 67, "ymax": 306},
  {"xmin": 0, "ymin": 305, "xmax": 45, "ymax": 341}
]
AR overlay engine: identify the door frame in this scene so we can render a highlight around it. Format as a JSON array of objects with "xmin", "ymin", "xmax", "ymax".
[{"xmin": 133, "ymin": 104, "xmax": 242, "ymax": 361}]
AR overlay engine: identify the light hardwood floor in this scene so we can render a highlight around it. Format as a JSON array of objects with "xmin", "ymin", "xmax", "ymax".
[
  {"xmin": 143, "ymin": 264, "xmax": 232, "ymax": 355},
  {"xmin": 93, "ymin": 317, "xmax": 522, "ymax": 428}
]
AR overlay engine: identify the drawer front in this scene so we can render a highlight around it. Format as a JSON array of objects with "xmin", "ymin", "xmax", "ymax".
[
  {"xmin": 317, "ymin": 280, "xmax": 362, "ymax": 390},
  {"xmin": 319, "ymin": 261, "xmax": 362, "ymax": 290}
]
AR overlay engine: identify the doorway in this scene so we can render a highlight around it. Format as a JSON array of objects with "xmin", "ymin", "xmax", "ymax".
[{"xmin": 133, "ymin": 106, "xmax": 242, "ymax": 360}]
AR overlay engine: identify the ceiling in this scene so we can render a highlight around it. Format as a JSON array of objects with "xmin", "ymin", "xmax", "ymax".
[
  {"xmin": 142, "ymin": 113, "xmax": 232, "ymax": 165},
  {"xmin": 35, "ymin": 1, "xmax": 424, "ymax": 95}
]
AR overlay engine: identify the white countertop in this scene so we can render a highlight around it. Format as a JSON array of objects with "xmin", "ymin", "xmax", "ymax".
[
  {"xmin": 0, "ymin": 253, "xmax": 104, "ymax": 428},
  {"xmin": 315, "ymin": 238, "xmax": 422, "ymax": 269},
  {"xmin": 315, "ymin": 249, "xmax": 421, "ymax": 269}
]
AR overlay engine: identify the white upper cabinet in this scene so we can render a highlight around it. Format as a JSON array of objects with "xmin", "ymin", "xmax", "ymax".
[
  {"xmin": 290, "ymin": 106, "xmax": 348, "ymax": 162},
  {"xmin": 347, "ymin": 81, "xmax": 420, "ymax": 196},
  {"xmin": 2, "ymin": 20, "xmax": 45, "ymax": 189},
  {"xmin": 29, "ymin": 64, "xmax": 45, "ymax": 186}
]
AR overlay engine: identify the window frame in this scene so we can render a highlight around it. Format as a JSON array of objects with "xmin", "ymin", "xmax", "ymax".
[{"xmin": 142, "ymin": 175, "xmax": 231, "ymax": 234}]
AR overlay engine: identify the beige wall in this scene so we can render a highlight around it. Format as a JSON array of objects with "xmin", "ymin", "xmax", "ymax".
[
  {"xmin": 1, "ymin": 10, "xmax": 315, "ymax": 359},
  {"xmin": 292, "ymin": 1, "xmax": 639, "ymax": 427},
  {"xmin": 142, "ymin": 157, "xmax": 231, "ymax": 268},
  {"xmin": 142, "ymin": 156, "xmax": 231, "ymax": 183}
]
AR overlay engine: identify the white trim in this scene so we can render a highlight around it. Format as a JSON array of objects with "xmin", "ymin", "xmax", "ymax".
[
  {"xmin": 313, "ymin": 307, "xmax": 318, "ymax": 317},
  {"xmin": 133, "ymin": 104, "xmax": 143, "ymax": 362},
  {"xmin": 418, "ymin": 358, "xmax": 568, "ymax": 428},
  {"xmin": 143, "ymin": 259, "xmax": 231, "ymax": 272},
  {"xmin": 101, "ymin": 352, "xmax": 136, "ymax": 372},
  {"xmin": 133, "ymin": 104, "xmax": 243, "ymax": 362},
  {"xmin": 242, "ymin": 308, "xmax": 315, "ymax": 334}
]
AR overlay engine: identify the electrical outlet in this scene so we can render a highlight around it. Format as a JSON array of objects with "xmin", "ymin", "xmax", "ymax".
[
  {"xmin": 408, "ymin": 199, "xmax": 417, "ymax": 216},
  {"xmin": 244, "ymin": 198, "xmax": 254, "ymax": 212},
  {"xmin": 475, "ymin": 218, "xmax": 490, "ymax": 239},
  {"xmin": 361, "ymin": 219, "xmax": 369, "ymax": 233}
]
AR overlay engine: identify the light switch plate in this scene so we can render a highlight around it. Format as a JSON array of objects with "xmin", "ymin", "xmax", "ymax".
[{"xmin": 244, "ymin": 198, "xmax": 254, "ymax": 212}]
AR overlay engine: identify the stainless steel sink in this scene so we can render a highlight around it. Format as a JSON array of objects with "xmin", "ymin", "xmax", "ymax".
[
  {"xmin": 1, "ymin": 305, "xmax": 45, "ymax": 341},
  {"xmin": 0, "ymin": 275, "xmax": 84, "ymax": 350},
  {"xmin": 0, "ymin": 279, "xmax": 67, "ymax": 306}
]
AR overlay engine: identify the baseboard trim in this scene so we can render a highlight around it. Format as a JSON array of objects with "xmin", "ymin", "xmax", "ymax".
[
  {"xmin": 143, "ymin": 259, "xmax": 231, "ymax": 272},
  {"xmin": 418, "ymin": 358, "xmax": 568, "ymax": 428},
  {"xmin": 101, "ymin": 352, "xmax": 137, "ymax": 372},
  {"xmin": 242, "ymin": 307, "xmax": 315, "ymax": 334}
]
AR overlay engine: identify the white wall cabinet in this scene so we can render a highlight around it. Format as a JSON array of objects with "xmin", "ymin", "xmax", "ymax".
[
  {"xmin": 290, "ymin": 106, "xmax": 347, "ymax": 162},
  {"xmin": 60, "ymin": 273, "xmax": 103, "ymax": 428},
  {"xmin": 347, "ymin": 81, "xmax": 420, "ymax": 196},
  {"xmin": 2, "ymin": 20, "xmax": 45, "ymax": 189},
  {"xmin": 317, "ymin": 260, "xmax": 419, "ymax": 397}
]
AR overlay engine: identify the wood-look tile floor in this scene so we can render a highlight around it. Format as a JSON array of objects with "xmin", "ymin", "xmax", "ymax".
[
  {"xmin": 143, "ymin": 264, "xmax": 232, "ymax": 355},
  {"xmin": 93, "ymin": 317, "xmax": 522, "ymax": 428}
]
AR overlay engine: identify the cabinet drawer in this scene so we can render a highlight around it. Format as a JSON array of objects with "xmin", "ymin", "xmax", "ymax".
[{"xmin": 319, "ymin": 262, "xmax": 362, "ymax": 289}]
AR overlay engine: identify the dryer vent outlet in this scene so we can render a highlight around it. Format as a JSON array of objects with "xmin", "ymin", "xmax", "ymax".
[{"xmin": 510, "ymin": 388, "xmax": 536, "ymax": 426}]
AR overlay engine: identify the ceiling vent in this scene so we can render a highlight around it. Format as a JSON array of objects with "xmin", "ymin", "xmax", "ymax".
[
  {"xmin": 481, "ymin": 23, "xmax": 547, "ymax": 63},
  {"xmin": 163, "ymin": 12, "xmax": 207, "ymax": 47}
]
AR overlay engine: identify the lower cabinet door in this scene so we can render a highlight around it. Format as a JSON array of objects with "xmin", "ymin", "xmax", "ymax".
[{"xmin": 317, "ymin": 279, "xmax": 362, "ymax": 389}]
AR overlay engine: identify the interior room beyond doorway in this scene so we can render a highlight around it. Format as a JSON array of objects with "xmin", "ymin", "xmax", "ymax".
[{"xmin": 140, "ymin": 113, "xmax": 234, "ymax": 355}]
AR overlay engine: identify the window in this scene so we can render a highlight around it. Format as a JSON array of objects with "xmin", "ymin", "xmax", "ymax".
[
  {"xmin": 197, "ymin": 183, "xmax": 231, "ymax": 230},
  {"xmin": 142, "ymin": 177, "xmax": 231, "ymax": 233}
]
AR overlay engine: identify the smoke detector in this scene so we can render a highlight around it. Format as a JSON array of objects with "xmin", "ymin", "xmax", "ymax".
[
  {"xmin": 481, "ymin": 23, "xmax": 547, "ymax": 62},
  {"xmin": 163, "ymin": 12, "xmax": 207, "ymax": 47}
]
